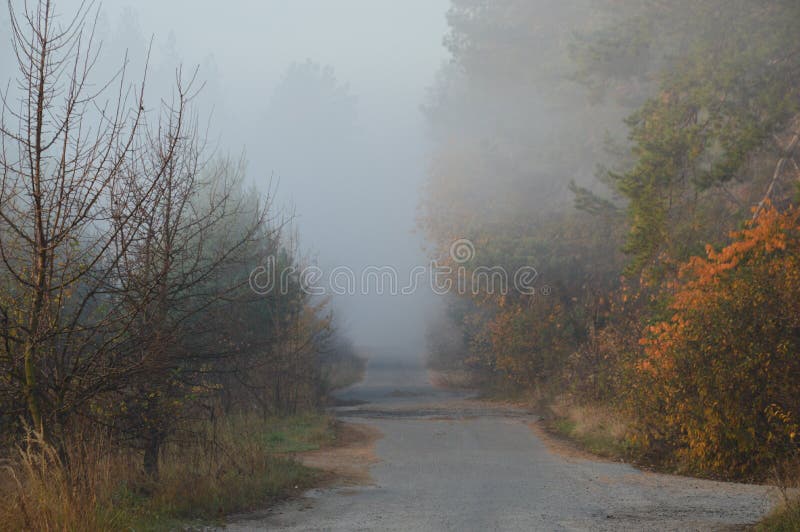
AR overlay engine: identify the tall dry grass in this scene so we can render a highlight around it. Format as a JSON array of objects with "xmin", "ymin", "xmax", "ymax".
[
  {"xmin": 0, "ymin": 428, "xmax": 134, "ymax": 530},
  {"xmin": 758, "ymin": 459, "xmax": 800, "ymax": 531},
  {"xmin": 548, "ymin": 397, "xmax": 632, "ymax": 458},
  {"xmin": 0, "ymin": 413, "xmax": 329, "ymax": 531}
]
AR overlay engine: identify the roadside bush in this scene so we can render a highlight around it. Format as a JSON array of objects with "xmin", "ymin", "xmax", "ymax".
[{"xmin": 635, "ymin": 206, "xmax": 800, "ymax": 478}]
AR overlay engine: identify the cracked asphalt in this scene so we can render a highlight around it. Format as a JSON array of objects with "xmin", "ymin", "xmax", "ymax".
[{"xmin": 225, "ymin": 360, "xmax": 776, "ymax": 531}]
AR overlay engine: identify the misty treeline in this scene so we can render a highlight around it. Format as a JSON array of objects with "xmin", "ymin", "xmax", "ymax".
[
  {"xmin": 423, "ymin": 0, "xmax": 800, "ymax": 479},
  {"xmin": 0, "ymin": 0, "xmax": 360, "ymax": 478}
]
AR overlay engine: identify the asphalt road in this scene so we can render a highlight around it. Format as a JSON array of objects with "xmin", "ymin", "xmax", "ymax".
[{"xmin": 226, "ymin": 360, "xmax": 775, "ymax": 531}]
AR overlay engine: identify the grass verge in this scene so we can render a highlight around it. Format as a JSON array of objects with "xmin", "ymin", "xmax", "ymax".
[
  {"xmin": 545, "ymin": 401, "xmax": 632, "ymax": 460},
  {"xmin": 757, "ymin": 500, "xmax": 800, "ymax": 531},
  {"xmin": 0, "ymin": 413, "xmax": 335, "ymax": 531}
]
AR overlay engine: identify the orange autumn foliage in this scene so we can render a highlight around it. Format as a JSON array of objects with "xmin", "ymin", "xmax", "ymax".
[{"xmin": 636, "ymin": 204, "xmax": 800, "ymax": 477}]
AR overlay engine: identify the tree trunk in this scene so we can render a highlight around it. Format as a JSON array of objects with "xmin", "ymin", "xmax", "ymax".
[{"xmin": 143, "ymin": 430, "xmax": 161, "ymax": 479}]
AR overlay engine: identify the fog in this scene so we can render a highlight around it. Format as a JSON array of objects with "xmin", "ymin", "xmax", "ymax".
[{"xmin": 0, "ymin": 0, "xmax": 449, "ymax": 356}]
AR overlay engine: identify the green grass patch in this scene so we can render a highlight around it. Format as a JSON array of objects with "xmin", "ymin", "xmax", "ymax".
[{"xmin": 261, "ymin": 413, "xmax": 336, "ymax": 453}]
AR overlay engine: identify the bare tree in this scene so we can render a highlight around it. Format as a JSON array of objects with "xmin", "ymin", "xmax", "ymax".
[
  {"xmin": 0, "ymin": 2, "xmax": 348, "ymax": 474},
  {"xmin": 0, "ymin": 0, "xmax": 174, "ymax": 437},
  {"xmin": 106, "ymin": 76, "xmax": 276, "ymax": 475}
]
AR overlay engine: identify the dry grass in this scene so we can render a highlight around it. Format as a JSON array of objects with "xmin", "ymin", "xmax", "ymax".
[
  {"xmin": 0, "ymin": 428, "xmax": 136, "ymax": 531},
  {"xmin": 0, "ymin": 413, "xmax": 333, "ymax": 531},
  {"xmin": 758, "ymin": 500, "xmax": 800, "ymax": 531},
  {"xmin": 547, "ymin": 398, "xmax": 632, "ymax": 459},
  {"xmin": 428, "ymin": 369, "xmax": 478, "ymax": 390},
  {"xmin": 758, "ymin": 460, "xmax": 800, "ymax": 531}
]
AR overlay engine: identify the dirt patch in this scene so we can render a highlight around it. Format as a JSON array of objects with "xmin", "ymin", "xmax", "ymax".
[{"xmin": 297, "ymin": 421, "xmax": 383, "ymax": 486}]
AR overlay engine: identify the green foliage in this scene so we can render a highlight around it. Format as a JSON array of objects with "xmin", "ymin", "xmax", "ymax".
[{"xmin": 608, "ymin": 1, "xmax": 800, "ymax": 275}]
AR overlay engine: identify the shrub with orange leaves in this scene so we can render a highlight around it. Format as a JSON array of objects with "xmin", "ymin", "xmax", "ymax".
[{"xmin": 636, "ymin": 205, "xmax": 800, "ymax": 478}]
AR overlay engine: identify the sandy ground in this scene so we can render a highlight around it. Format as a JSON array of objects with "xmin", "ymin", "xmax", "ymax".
[
  {"xmin": 223, "ymin": 361, "xmax": 777, "ymax": 531},
  {"xmin": 299, "ymin": 422, "xmax": 383, "ymax": 485}
]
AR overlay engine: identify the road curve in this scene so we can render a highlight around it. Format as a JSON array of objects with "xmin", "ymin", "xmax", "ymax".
[{"xmin": 225, "ymin": 360, "xmax": 775, "ymax": 531}]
